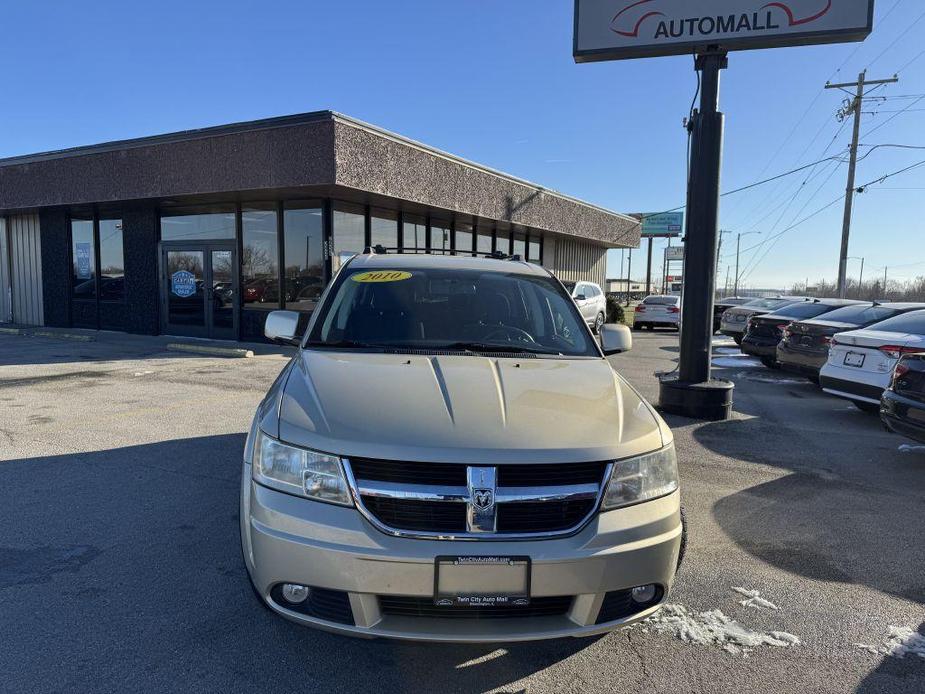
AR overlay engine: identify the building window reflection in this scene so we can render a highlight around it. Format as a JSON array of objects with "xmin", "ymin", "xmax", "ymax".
[
  {"xmin": 284, "ymin": 203, "xmax": 325, "ymax": 311},
  {"xmin": 242, "ymin": 204, "xmax": 279, "ymax": 309},
  {"xmin": 332, "ymin": 202, "xmax": 365, "ymax": 272}
]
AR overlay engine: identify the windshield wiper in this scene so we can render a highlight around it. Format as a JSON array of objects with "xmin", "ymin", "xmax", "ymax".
[
  {"xmin": 304, "ymin": 340, "xmax": 391, "ymax": 350},
  {"xmin": 438, "ymin": 342, "xmax": 562, "ymax": 355}
]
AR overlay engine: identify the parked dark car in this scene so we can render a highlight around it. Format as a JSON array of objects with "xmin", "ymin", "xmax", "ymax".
[
  {"xmin": 720, "ymin": 296, "xmax": 809, "ymax": 345},
  {"xmin": 881, "ymin": 352, "xmax": 925, "ymax": 444},
  {"xmin": 777, "ymin": 302, "xmax": 925, "ymax": 380},
  {"xmin": 713, "ymin": 297, "xmax": 751, "ymax": 333},
  {"xmin": 741, "ymin": 299, "xmax": 863, "ymax": 369}
]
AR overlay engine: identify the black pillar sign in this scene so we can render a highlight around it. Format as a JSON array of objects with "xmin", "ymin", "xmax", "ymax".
[{"xmin": 573, "ymin": 0, "xmax": 876, "ymax": 420}]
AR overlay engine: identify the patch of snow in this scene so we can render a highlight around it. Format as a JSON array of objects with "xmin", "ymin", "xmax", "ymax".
[
  {"xmin": 898, "ymin": 444, "xmax": 925, "ymax": 454},
  {"xmin": 856, "ymin": 627, "xmax": 925, "ymax": 659},
  {"xmin": 731, "ymin": 371, "xmax": 809, "ymax": 385},
  {"xmin": 639, "ymin": 604, "xmax": 800, "ymax": 656},
  {"xmin": 713, "ymin": 347, "xmax": 743, "ymax": 356},
  {"xmin": 713, "ymin": 357, "xmax": 762, "ymax": 368},
  {"xmin": 732, "ymin": 587, "xmax": 779, "ymax": 610}
]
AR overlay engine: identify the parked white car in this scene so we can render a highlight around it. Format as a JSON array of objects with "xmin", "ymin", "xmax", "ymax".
[
  {"xmin": 819, "ymin": 309, "xmax": 925, "ymax": 412},
  {"xmin": 563, "ymin": 281, "xmax": 607, "ymax": 333},
  {"xmin": 634, "ymin": 295, "xmax": 681, "ymax": 331}
]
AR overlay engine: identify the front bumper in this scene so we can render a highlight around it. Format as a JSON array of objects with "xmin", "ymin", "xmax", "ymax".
[{"xmin": 241, "ymin": 470, "xmax": 682, "ymax": 642}]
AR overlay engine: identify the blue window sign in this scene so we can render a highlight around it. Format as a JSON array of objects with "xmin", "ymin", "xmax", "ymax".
[
  {"xmin": 171, "ymin": 270, "xmax": 197, "ymax": 298},
  {"xmin": 76, "ymin": 243, "xmax": 92, "ymax": 279}
]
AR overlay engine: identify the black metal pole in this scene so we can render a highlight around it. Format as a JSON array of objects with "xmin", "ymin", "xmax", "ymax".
[
  {"xmin": 658, "ymin": 51, "xmax": 734, "ymax": 421},
  {"xmin": 645, "ymin": 237, "xmax": 653, "ymax": 296}
]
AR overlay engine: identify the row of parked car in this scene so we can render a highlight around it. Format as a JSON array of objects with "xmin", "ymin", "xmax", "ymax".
[{"xmin": 717, "ymin": 296, "xmax": 925, "ymax": 445}]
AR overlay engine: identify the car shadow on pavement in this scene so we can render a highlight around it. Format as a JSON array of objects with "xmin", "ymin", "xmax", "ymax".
[
  {"xmin": 855, "ymin": 621, "xmax": 925, "ymax": 694},
  {"xmin": 0, "ymin": 434, "xmax": 597, "ymax": 692},
  {"xmin": 689, "ymin": 416, "xmax": 925, "ymax": 606}
]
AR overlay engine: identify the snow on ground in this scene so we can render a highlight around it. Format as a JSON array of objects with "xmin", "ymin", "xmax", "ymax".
[
  {"xmin": 637, "ymin": 604, "xmax": 800, "ymax": 656},
  {"xmin": 731, "ymin": 370, "xmax": 810, "ymax": 385},
  {"xmin": 898, "ymin": 444, "xmax": 925, "ymax": 454},
  {"xmin": 856, "ymin": 627, "xmax": 925, "ymax": 659},
  {"xmin": 732, "ymin": 587, "xmax": 779, "ymax": 610},
  {"xmin": 712, "ymin": 356, "xmax": 763, "ymax": 368}
]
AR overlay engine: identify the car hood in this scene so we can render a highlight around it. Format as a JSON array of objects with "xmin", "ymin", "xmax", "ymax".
[{"xmin": 274, "ymin": 351, "xmax": 666, "ymax": 464}]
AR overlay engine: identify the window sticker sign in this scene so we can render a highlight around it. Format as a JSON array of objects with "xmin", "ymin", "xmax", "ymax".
[
  {"xmin": 76, "ymin": 243, "xmax": 92, "ymax": 279},
  {"xmin": 350, "ymin": 271, "xmax": 413, "ymax": 283},
  {"xmin": 171, "ymin": 270, "xmax": 197, "ymax": 297},
  {"xmin": 574, "ymin": 0, "xmax": 874, "ymax": 62}
]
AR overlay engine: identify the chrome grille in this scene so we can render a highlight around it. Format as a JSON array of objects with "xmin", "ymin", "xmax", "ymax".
[{"xmin": 344, "ymin": 459, "xmax": 611, "ymax": 540}]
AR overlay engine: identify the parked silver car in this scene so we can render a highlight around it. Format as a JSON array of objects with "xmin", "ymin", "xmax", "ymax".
[
  {"xmin": 241, "ymin": 253, "xmax": 684, "ymax": 642},
  {"xmin": 563, "ymin": 280, "xmax": 607, "ymax": 334}
]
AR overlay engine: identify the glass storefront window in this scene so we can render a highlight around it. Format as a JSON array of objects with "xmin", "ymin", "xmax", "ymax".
[
  {"xmin": 495, "ymin": 229, "xmax": 511, "ymax": 256},
  {"xmin": 476, "ymin": 224, "xmax": 493, "ymax": 256},
  {"xmin": 284, "ymin": 203, "xmax": 325, "ymax": 311},
  {"xmin": 160, "ymin": 206, "xmax": 236, "ymax": 241},
  {"xmin": 332, "ymin": 202, "xmax": 365, "ymax": 272},
  {"xmin": 431, "ymin": 219, "xmax": 451, "ymax": 254},
  {"xmin": 402, "ymin": 214, "xmax": 427, "ymax": 253},
  {"xmin": 371, "ymin": 209, "xmax": 398, "ymax": 249},
  {"xmin": 513, "ymin": 232, "xmax": 527, "ymax": 259},
  {"xmin": 98, "ymin": 218, "xmax": 125, "ymax": 300},
  {"xmin": 242, "ymin": 204, "xmax": 280, "ymax": 309},
  {"xmin": 71, "ymin": 219, "xmax": 96, "ymax": 297},
  {"xmin": 528, "ymin": 234, "xmax": 542, "ymax": 264},
  {"xmin": 454, "ymin": 220, "xmax": 473, "ymax": 256}
]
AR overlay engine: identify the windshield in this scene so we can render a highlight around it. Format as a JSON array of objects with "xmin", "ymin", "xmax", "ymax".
[
  {"xmin": 305, "ymin": 266, "xmax": 599, "ymax": 357},
  {"xmin": 811, "ymin": 304, "xmax": 901, "ymax": 326}
]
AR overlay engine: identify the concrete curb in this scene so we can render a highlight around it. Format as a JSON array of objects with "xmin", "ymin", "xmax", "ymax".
[
  {"xmin": 166, "ymin": 343, "xmax": 254, "ymax": 358},
  {"xmin": 33, "ymin": 330, "xmax": 95, "ymax": 342},
  {"xmin": 0, "ymin": 327, "xmax": 26, "ymax": 335}
]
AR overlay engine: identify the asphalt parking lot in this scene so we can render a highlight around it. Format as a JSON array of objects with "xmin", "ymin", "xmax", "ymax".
[{"xmin": 1, "ymin": 329, "xmax": 923, "ymax": 693}]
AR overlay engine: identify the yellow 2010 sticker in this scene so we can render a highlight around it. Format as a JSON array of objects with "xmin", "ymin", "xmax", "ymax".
[{"xmin": 350, "ymin": 271, "xmax": 413, "ymax": 283}]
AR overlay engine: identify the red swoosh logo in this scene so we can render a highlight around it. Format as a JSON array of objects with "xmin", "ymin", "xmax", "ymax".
[
  {"xmin": 610, "ymin": 0, "xmax": 665, "ymax": 37},
  {"xmin": 762, "ymin": 0, "xmax": 832, "ymax": 26}
]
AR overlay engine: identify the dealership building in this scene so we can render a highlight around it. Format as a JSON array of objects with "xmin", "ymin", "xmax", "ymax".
[{"xmin": 0, "ymin": 111, "xmax": 638, "ymax": 342}]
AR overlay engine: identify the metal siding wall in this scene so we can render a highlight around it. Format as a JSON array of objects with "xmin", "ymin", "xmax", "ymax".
[
  {"xmin": 0, "ymin": 217, "xmax": 10, "ymax": 322},
  {"xmin": 9, "ymin": 214, "xmax": 44, "ymax": 326},
  {"xmin": 551, "ymin": 237, "xmax": 607, "ymax": 287}
]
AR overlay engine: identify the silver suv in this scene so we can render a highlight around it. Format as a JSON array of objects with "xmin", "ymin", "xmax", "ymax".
[
  {"xmin": 564, "ymin": 281, "xmax": 608, "ymax": 334},
  {"xmin": 241, "ymin": 253, "xmax": 684, "ymax": 642}
]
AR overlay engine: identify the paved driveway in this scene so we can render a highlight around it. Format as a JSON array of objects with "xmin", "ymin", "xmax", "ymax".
[{"xmin": 0, "ymin": 330, "xmax": 922, "ymax": 693}]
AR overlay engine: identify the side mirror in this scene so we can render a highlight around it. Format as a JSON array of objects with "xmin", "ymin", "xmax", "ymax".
[
  {"xmin": 264, "ymin": 310, "xmax": 302, "ymax": 345},
  {"xmin": 575, "ymin": 293, "xmax": 588, "ymax": 302},
  {"xmin": 601, "ymin": 324, "xmax": 632, "ymax": 356}
]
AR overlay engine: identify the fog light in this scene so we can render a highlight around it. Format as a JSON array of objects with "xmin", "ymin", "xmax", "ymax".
[
  {"xmin": 631, "ymin": 584, "xmax": 657, "ymax": 604},
  {"xmin": 281, "ymin": 583, "xmax": 310, "ymax": 604}
]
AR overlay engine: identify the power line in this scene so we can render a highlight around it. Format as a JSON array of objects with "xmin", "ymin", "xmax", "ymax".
[
  {"xmin": 862, "ymin": 95, "xmax": 925, "ymax": 138},
  {"xmin": 867, "ymin": 5, "xmax": 925, "ymax": 69},
  {"xmin": 856, "ymin": 157, "xmax": 925, "ymax": 191}
]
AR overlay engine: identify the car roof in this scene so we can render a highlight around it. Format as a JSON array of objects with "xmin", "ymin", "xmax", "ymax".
[
  {"xmin": 878, "ymin": 302, "xmax": 925, "ymax": 309},
  {"xmin": 344, "ymin": 252, "xmax": 547, "ymax": 277}
]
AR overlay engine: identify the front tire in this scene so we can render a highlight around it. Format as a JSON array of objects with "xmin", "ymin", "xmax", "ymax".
[
  {"xmin": 593, "ymin": 313, "xmax": 605, "ymax": 334},
  {"xmin": 733, "ymin": 335, "xmax": 743, "ymax": 346},
  {"xmin": 760, "ymin": 356, "xmax": 780, "ymax": 369}
]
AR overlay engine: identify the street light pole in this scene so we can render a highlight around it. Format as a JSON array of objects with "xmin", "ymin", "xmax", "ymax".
[
  {"xmin": 848, "ymin": 256, "xmax": 864, "ymax": 299},
  {"xmin": 733, "ymin": 231, "xmax": 761, "ymax": 296}
]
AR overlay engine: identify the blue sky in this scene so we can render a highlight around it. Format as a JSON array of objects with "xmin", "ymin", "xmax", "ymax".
[{"xmin": 1, "ymin": 1, "xmax": 922, "ymax": 289}]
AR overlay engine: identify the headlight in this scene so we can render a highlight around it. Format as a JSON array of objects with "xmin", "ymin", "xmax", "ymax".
[
  {"xmin": 601, "ymin": 444, "xmax": 679, "ymax": 510},
  {"xmin": 252, "ymin": 431, "xmax": 353, "ymax": 506}
]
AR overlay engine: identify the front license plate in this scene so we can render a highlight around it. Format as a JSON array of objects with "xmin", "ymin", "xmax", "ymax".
[
  {"xmin": 434, "ymin": 556, "xmax": 531, "ymax": 607},
  {"xmin": 844, "ymin": 351, "xmax": 866, "ymax": 368}
]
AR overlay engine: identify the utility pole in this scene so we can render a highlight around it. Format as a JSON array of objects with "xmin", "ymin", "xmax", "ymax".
[
  {"xmin": 733, "ymin": 231, "xmax": 761, "ymax": 296},
  {"xmin": 645, "ymin": 238, "xmax": 654, "ymax": 297},
  {"xmin": 717, "ymin": 230, "xmax": 730, "ymax": 297},
  {"xmin": 883, "ymin": 266, "xmax": 888, "ymax": 298},
  {"xmin": 625, "ymin": 249, "xmax": 633, "ymax": 307},
  {"xmin": 826, "ymin": 70, "xmax": 898, "ymax": 298},
  {"xmin": 723, "ymin": 266, "xmax": 730, "ymax": 297}
]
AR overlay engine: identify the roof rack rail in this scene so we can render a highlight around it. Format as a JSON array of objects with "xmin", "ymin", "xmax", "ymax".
[{"xmin": 361, "ymin": 246, "xmax": 525, "ymax": 261}]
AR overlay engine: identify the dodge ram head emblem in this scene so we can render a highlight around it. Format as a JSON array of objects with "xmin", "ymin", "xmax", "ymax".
[{"xmin": 472, "ymin": 489, "xmax": 495, "ymax": 511}]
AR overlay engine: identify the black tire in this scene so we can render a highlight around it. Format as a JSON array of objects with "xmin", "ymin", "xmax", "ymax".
[
  {"xmin": 733, "ymin": 335, "xmax": 743, "ymax": 346},
  {"xmin": 760, "ymin": 356, "xmax": 780, "ymax": 369},
  {"xmin": 853, "ymin": 400, "xmax": 880, "ymax": 414},
  {"xmin": 594, "ymin": 313, "xmax": 605, "ymax": 335},
  {"xmin": 677, "ymin": 505, "xmax": 688, "ymax": 571}
]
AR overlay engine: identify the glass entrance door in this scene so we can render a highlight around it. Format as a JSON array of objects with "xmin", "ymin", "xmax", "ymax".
[{"xmin": 161, "ymin": 243, "xmax": 238, "ymax": 339}]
